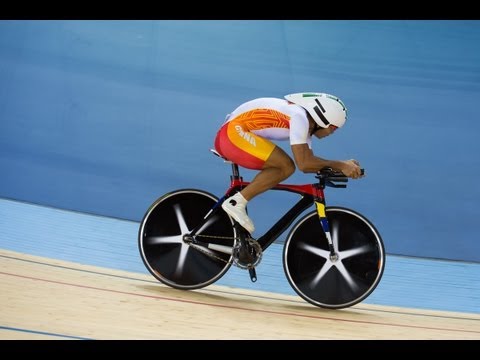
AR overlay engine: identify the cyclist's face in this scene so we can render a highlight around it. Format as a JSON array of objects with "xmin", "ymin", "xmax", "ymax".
[
  {"xmin": 307, "ymin": 114, "xmax": 338, "ymax": 139},
  {"xmin": 313, "ymin": 125, "xmax": 337, "ymax": 139}
]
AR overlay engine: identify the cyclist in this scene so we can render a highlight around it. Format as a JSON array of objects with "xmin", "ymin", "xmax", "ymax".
[{"xmin": 214, "ymin": 92, "xmax": 363, "ymax": 234}]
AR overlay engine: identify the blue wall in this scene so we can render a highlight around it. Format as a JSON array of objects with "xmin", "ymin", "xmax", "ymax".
[{"xmin": 1, "ymin": 20, "xmax": 479, "ymax": 262}]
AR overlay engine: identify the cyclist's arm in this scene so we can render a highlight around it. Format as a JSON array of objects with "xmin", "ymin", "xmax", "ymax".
[{"xmin": 291, "ymin": 144, "xmax": 362, "ymax": 178}]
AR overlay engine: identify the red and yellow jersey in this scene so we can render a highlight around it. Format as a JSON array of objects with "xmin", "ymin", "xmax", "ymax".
[
  {"xmin": 225, "ymin": 97, "xmax": 312, "ymax": 147},
  {"xmin": 214, "ymin": 97, "xmax": 312, "ymax": 170}
]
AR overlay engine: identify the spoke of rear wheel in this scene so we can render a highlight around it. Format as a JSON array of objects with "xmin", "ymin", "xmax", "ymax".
[
  {"xmin": 195, "ymin": 213, "xmax": 221, "ymax": 235},
  {"xmin": 146, "ymin": 235, "xmax": 181, "ymax": 245},
  {"xmin": 144, "ymin": 204, "xmax": 193, "ymax": 277},
  {"xmin": 173, "ymin": 204, "xmax": 191, "ymax": 277}
]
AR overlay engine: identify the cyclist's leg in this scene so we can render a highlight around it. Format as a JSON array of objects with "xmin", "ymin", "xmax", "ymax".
[
  {"xmin": 215, "ymin": 121, "xmax": 295, "ymax": 199},
  {"xmin": 215, "ymin": 122, "xmax": 295, "ymax": 232},
  {"xmin": 241, "ymin": 146, "xmax": 295, "ymax": 200}
]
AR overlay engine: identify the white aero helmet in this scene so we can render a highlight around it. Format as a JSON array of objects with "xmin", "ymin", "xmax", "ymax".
[{"xmin": 284, "ymin": 92, "xmax": 347, "ymax": 128}]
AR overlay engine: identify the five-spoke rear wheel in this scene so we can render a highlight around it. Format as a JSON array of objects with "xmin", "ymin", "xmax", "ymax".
[{"xmin": 138, "ymin": 189, "xmax": 235, "ymax": 289}]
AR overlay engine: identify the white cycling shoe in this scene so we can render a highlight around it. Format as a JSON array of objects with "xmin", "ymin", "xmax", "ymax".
[{"xmin": 221, "ymin": 193, "xmax": 255, "ymax": 234}]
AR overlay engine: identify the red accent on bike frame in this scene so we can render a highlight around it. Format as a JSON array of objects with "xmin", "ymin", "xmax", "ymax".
[{"xmin": 226, "ymin": 178, "xmax": 324, "ymax": 199}]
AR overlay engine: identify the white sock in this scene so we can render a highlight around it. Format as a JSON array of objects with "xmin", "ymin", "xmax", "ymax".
[{"xmin": 232, "ymin": 192, "xmax": 248, "ymax": 206}]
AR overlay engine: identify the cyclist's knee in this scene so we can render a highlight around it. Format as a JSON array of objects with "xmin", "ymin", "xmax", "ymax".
[
  {"xmin": 265, "ymin": 146, "xmax": 295, "ymax": 178},
  {"xmin": 283, "ymin": 157, "xmax": 296, "ymax": 178},
  {"xmin": 273, "ymin": 158, "xmax": 295, "ymax": 180}
]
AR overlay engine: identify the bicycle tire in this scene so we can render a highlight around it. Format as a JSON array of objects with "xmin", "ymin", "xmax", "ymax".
[
  {"xmin": 283, "ymin": 206, "xmax": 385, "ymax": 309},
  {"xmin": 138, "ymin": 189, "xmax": 235, "ymax": 290}
]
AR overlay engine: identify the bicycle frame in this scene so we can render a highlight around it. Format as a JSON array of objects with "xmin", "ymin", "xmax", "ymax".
[
  {"xmin": 189, "ymin": 162, "xmax": 335, "ymax": 254},
  {"xmin": 140, "ymin": 153, "xmax": 381, "ymax": 307}
]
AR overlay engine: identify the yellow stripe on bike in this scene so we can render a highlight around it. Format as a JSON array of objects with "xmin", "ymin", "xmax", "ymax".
[{"xmin": 315, "ymin": 202, "xmax": 326, "ymax": 217}]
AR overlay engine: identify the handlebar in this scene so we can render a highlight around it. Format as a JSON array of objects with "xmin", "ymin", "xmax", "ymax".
[{"xmin": 315, "ymin": 167, "xmax": 365, "ymax": 189}]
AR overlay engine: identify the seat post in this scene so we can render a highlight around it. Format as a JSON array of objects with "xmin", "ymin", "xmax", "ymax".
[
  {"xmin": 231, "ymin": 163, "xmax": 240, "ymax": 180},
  {"xmin": 210, "ymin": 148, "xmax": 241, "ymax": 182}
]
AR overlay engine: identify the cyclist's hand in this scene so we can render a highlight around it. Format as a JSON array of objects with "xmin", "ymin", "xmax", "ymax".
[{"xmin": 340, "ymin": 160, "xmax": 363, "ymax": 179}]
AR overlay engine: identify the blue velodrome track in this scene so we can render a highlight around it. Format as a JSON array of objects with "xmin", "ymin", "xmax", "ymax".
[{"xmin": 1, "ymin": 198, "xmax": 478, "ymax": 314}]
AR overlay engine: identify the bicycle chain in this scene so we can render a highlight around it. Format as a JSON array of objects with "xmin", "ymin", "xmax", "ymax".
[
  {"xmin": 195, "ymin": 234, "xmax": 236, "ymax": 240},
  {"xmin": 187, "ymin": 233, "xmax": 236, "ymax": 264},
  {"xmin": 188, "ymin": 234, "xmax": 262, "ymax": 269}
]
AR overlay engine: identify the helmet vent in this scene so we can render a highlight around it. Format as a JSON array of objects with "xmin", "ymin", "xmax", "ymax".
[
  {"xmin": 315, "ymin": 98, "xmax": 326, "ymax": 112},
  {"xmin": 313, "ymin": 99, "xmax": 329, "ymax": 126}
]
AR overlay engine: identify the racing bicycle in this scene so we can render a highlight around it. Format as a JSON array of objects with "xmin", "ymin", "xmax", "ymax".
[{"xmin": 138, "ymin": 149, "xmax": 385, "ymax": 309}]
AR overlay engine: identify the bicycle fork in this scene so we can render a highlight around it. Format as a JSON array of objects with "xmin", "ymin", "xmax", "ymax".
[{"xmin": 315, "ymin": 200, "xmax": 339, "ymax": 261}]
